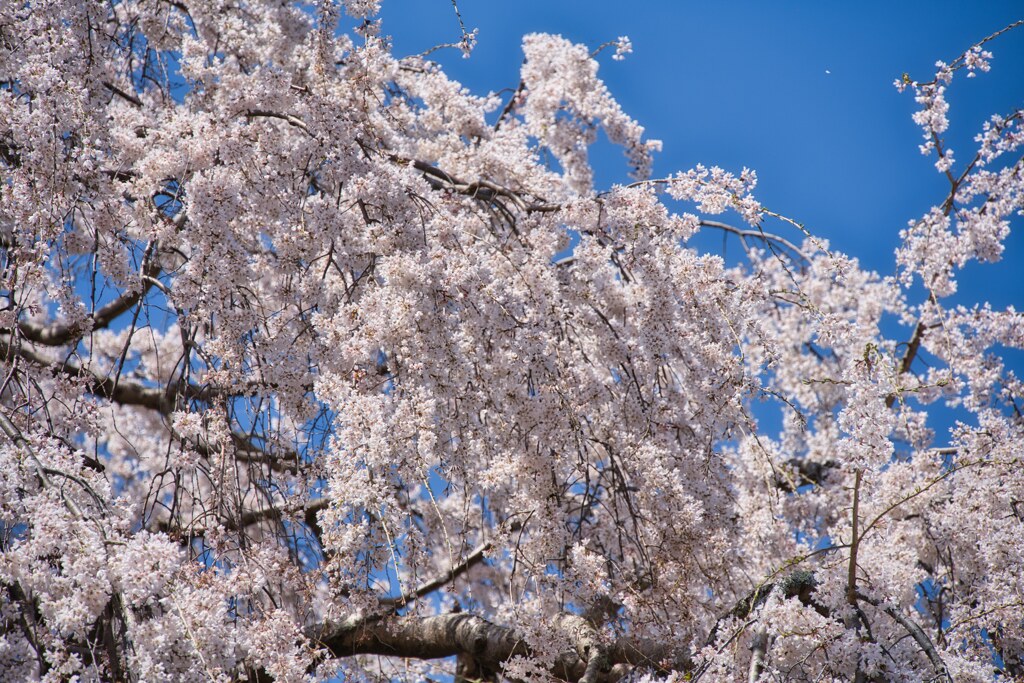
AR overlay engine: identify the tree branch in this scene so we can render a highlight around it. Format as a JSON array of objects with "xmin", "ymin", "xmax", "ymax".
[
  {"xmin": 847, "ymin": 469, "xmax": 863, "ymax": 606},
  {"xmin": 244, "ymin": 110, "xmax": 312, "ymax": 135},
  {"xmin": 0, "ymin": 337, "xmax": 209, "ymax": 413},
  {"xmin": 102, "ymin": 81, "xmax": 144, "ymax": 108},
  {"xmin": 775, "ymin": 458, "xmax": 838, "ymax": 492},
  {"xmin": 312, "ymin": 612, "xmax": 690, "ymax": 682},
  {"xmin": 886, "ymin": 321, "xmax": 927, "ymax": 408},
  {"xmin": 380, "ymin": 541, "xmax": 491, "ymax": 609},
  {"xmin": 4, "ymin": 582, "xmax": 47, "ymax": 676},
  {"xmin": 857, "ymin": 592, "xmax": 952, "ymax": 683},
  {"xmin": 8, "ymin": 245, "xmax": 161, "ymax": 346},
  {"xmin": 699, "ymin": 219, "xmax": 808, "ymax": 264},
  {"xmin": 163, "ymin": 498, "xmax": 330, "ymax": 539},
  {"xmin": 16, "ymin": 277, "xmax": 159, "ymax": 346}
]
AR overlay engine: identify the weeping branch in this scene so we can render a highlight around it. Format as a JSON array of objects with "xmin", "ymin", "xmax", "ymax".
[{"xmin": 699, "ymin": 219, "xmax": 809, "ymax": 264}]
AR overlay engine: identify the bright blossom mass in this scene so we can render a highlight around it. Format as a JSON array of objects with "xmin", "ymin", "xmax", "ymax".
[{"xmin": 0, "ymin": 3, "xmax": 1022, "ymax": 682}]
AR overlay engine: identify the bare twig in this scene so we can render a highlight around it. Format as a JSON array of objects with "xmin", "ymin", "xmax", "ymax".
[{"xmin": 700, "ymin": 219, "xmax": 809, "ymax": 263}]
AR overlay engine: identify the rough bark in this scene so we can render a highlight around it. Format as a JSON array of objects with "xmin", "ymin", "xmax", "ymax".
[{"xmin": 311, "ymin": 612, "xmax": 692, "ymax": 682}]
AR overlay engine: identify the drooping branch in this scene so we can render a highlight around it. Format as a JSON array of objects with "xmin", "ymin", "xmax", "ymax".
[{"xmin": 699, "ymin": 219, "xmax": 809, "ymax": 265}]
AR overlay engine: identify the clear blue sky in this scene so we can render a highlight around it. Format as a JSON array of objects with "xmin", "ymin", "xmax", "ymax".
[{"xmin": 376, "ymin": 2, "xmax": 1024, "ymax": 312}]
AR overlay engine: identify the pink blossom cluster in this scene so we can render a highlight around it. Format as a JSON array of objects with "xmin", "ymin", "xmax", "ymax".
[{"xmin": 0, "ymin": 3, "xmax": 1021, "ymax": 682}]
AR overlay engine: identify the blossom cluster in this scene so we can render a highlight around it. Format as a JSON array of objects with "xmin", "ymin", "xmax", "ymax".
[{"xmin": 0, "ymin": 2, "xmax": 1021, "ymax": 682}]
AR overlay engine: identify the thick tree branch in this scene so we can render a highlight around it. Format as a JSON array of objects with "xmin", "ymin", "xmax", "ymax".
[
  {"xmin": 16, "ymin": 275, "xmax": 160, "ymax": 347},
  {"xmin": 3, "ymin": 341, "xmax": 162, "ymax": 410},
  {"xmin": 102, "ymin": 80, "xmax": 144, "ymax": 108},
  {"xmin": 775, "ymin": 458, "xmax": 838, "ymax": 492},
  {"xmin": 315, "ymin": 613, "xmax": 527, "ymax": 666},
  {"xmin": 857, "ymin": 592, "xmax": 952, "ymax": 683},
  {"xmin": 6, "ymin": 244, "xmax": 161, "ymax": 346},
  {"xmin": 0, "ymin": 337, "xmax": 211, "ymax": 412},
  {"xmin": 162, "ymin": 498, "xmax": 330, "ymax": 539},
  {"xmin": 560, "ymin": 614, "xmax": 609, "ymax": 683},
  {"xmin": 311, "ymin": 612, "xmax": 691, "ymax": 682},
  {"xmin": 886, "ymin": 321, "xmax": 927, "ymax": 408},
  {"xmin": 747, "ymin": 629, "xmax": 771, "ymax": 683}
]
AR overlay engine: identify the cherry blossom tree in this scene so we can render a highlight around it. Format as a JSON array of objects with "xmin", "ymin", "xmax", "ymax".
[{"xmin": 1, "ymin": 2, "xmax": 1022, "ymax": 681}]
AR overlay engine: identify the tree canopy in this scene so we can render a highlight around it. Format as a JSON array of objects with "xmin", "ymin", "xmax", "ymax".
[{"xmin": 1, "ymin": 3, "xmax": 1022, "ymax": 681}]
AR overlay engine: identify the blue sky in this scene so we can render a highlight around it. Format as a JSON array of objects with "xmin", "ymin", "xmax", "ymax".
[{"xmin": 377, "ymin": 2, "xmax": 1024, "ymax": 311}]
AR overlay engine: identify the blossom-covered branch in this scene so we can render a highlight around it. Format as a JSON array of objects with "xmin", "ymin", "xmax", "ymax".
[{"xmin": 1, "ymin": 3, "xmax": 1022, "ymax": 682}]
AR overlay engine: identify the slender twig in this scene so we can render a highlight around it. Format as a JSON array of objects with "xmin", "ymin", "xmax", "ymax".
[{"xmin": 700, "ymin": 219, "xmax": 809, "ymax": 263}]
